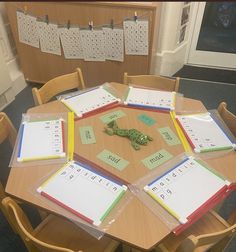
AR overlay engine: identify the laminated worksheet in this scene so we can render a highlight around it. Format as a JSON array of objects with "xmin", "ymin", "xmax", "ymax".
[
  {"xmin": 103, "ymin": 27, "xmax": 124, "ymax": 62},
  {"xmin": 59, "ymin": 26, "xmax": 84, "ymax": 59},
  {"xmin": 17, "ymin": 118, "xmax": 65, "ymax": 162},
  {"xmin": 37, "ymin": 20, "xmax": 61, "ymax": 55},
  {"xmin": 144, "ymin": 156, "xmax": 231, "ymax": 228},
  {"xmin": 16, "ymin": 11, "xmax": 39, "ymax": 48},
  {"xmin": 124, "ymin": 86, "xmax": 176, "ymax": 111},
  {"xmin": 176, "ymin": 112, "xmax": 236, "ymax": 153},
  {"xmin": 61, "ymin": 86, "xmax": 120, "ymax": 117},
  {"xmin": 123, "ymin": 19, "xmax": 149, "ymax": 55},
  {"xmin": 37, "ymin": 160, "xmax": 127, "ymax": 226},
  {"xmin": 80, "ymin": 29, "xmax": 105, "ymax": 61}
]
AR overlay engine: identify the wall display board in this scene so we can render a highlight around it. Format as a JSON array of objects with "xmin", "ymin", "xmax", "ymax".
[{"xmin": 6, "ymin": 2, "xmax": 160, "ymax": 87}]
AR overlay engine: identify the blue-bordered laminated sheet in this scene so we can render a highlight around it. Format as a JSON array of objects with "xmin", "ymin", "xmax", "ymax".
[
  {"xmin": 32, "ymin": 159, "xmax": 133, "ymax": 238},
  {"xmin": 122, "ymin": 85, "xmax": 183, "ymax": 112},
  {"xmin": 10, "ymin": 112, "xmax": 74, "ymax": 168}
]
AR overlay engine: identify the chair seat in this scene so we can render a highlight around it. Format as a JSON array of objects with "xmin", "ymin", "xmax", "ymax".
[
  {"xmin": 157, "ymin": 211, "xmax": 230, "ymax": 252},
  {"xmin": 33, "ymin": 214, "xmax": 119, "ymax": 252}
]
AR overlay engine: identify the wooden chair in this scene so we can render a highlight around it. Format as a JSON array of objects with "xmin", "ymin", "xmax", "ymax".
[
  {"xmin": 32, "ymin": 68, "xmax": 86, "ymax": 106},
  {"xmin": 153, "ymin": 208, "xmax": 236, "ymax": 252},
  {"xmin": 0, "ymin": 112, "xmax": 17, "ymax": 200},
  {"xmin": 122, "ymin": 208, "xmax": 236, "ymax": 252},
  {"xmin": 1, "ymin": 196, "xmax": 120, "ymax": 252},
  {"xmin": 217, "ymin": 102, "xmax": 236, "ymax": 137},
  {"xmin": 123, "ymin": 73, "xmax": 180, "ymax": 92}
]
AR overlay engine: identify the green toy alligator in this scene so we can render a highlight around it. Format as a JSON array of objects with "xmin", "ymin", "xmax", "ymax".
[{"xmin": 104, "ymin": 120, "xmax": 153, "ymax": 150}]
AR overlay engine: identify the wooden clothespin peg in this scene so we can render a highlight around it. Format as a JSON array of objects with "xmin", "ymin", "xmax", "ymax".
[
  {"xmin": 134, "ymin": 11, "xmax": 138, "ymax": 22},
  {"xmin": 45, "ymin": 14, "xmax": 49, "ymax": 25},
  {"xmin": 67, "ymin": 20, "xmax": 71, "ymax": 29},
  {"xmin": 110, "ymin": 19, "xmax": 114, "ymax": 29},
  {"xmin": 89, "ymin": 21, "xmax": 93, "ymax": 31},
  {"xmin": 24, "ymin": 6, "xmax": 27, "ymax": 15}
]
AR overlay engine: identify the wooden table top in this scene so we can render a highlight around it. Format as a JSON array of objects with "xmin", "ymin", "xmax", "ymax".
[{"xmin": 6, "ymin": 83, "xmax": 236, "ymax": 251}]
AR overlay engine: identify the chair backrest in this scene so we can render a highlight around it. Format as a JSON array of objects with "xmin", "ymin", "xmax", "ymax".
[
  {"xmin": 32, "ymin": 68, "xmax": 86, "ymax": 106},
  {"xmin": 176, "ymin": 221, "xmax": 236, "ymax": 252},
  {"xmin": 217, "ymin": 102, "xmax": 236, "ymax": 137},
  {"xmin": 0, "ymin": 112, "xmax": 17, "ymax": 200},
  {"xmin": 123, "ymin": 72, "xmax": 180, "ymax": 92},
  {"xmin": 0, "ymin": 112, "xmax": 17, "ymax": 148},
  {"xmin": 1, "ymin": 197, "xmax": 75, "ymax": 252}
]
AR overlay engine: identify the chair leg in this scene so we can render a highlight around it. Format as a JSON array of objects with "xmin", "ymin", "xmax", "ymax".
[
  {"xmin": 122, "ymin": 244, "xmax": 142, "ymax": 252},
  {"xmin": 131, "ymin": 249, "xmax": 141, "ymax": 252},
  {"xmin": 122, "ymin": 244, "xmax": 131, "ymax": 252}
]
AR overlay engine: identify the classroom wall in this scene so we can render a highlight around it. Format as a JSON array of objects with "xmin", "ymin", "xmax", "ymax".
[
  {"xmin": 0, "ymin": 1, "xmax": 191, "ymax": 110},
  {"xmin": 153, "ymin": 2, "xmax": 192, "ymax": 76},
  {"xmin": 0, "ymin": 2, "xmax": 26, "ymax": 111}
]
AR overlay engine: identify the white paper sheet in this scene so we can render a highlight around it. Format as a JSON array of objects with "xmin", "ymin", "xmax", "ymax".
[
  {"xmin": 37, "ymin": 21, "xmax": 61, "ymax": 55},
  {"xmin": 123, "ymin": 20, "xmax": 149, "ymax": 55},
  {"xmin": 59, "ymin": 27, "xmax": 84, "ymax": 59},
  {"xmin": 103, "ymin": 27, "xmax": 124, "ymax": 62},
  {"xmin": 80, "ymin": 29, "xmax": 105, "ymax": 61},
  {"xmin": 16, "ymin": 11, "xmax": 39, "ymax": 48}
]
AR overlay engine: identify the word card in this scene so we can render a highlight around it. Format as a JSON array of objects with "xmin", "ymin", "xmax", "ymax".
[
  {"xmin": 17, "ymin": 119, "xmax": 65, "ymax": 162},
  {"xmin": 37, "ymin": 21, "xmax": 61, "ymax": 55},
  {"xmin": 144, "ymin": 157, "xmax": 231, "ymax": 224},
  {"xmin": 142, "ymin": 149, "xmax": 173, "ymax": 170},
  {"xmin": 124, "ymin": 87, "xmax": 176, "ymax": 111},
  {"xmin": 123, "ymin": 19, "xmax": 149, "ymax": 55},
  {"xmin": 99, "ymin": 110, "xmax": 126, "ymax": 124},
  {"xmin": 16, "ymin": 11, "xmax": 39, "ymax": 48},
  {"xmin": 79, "ymin": 126, "xmax": 96, "ymax": 144},
  {"xmin": 103, "ymin": 27, "xmax": 124, "ymax": 62},
  {"xmin": 158, "ymin": 127, "xmax": 181, "ymax": 146},
  {"xmin": 37, "ymin": 160, "xmax": 127, "ymax": 226},
  {"xmin": 80, "ymin": 29, "xmax": 105, "ymax": 61},
  {"xmin": 61, "ymin": 86, "xmax": 120, "ymax": 117},
  {"xmin": 176, "ymin": 113, "xmax": 236, "ymax": 153},
  {"xmin": 59, "ymin": 27, "xmax": 84, "ymax": 59},
  {"xmin": 97, "ymin": 149, "xmax": 129, "ymax": 171},
  {"xmin": 138, "ymin": 114, "xmax": 156, "ymax": 126}
]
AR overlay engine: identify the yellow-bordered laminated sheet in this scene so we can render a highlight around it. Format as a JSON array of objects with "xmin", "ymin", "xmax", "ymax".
[
  {"xmin": 10, "ymin": 112, "xmax": 74, "ymax": 167},
  {"xmin": 122, "ymin": 84, "xmax": 184, "ymax": 112},
  {"xmin": 129, "ymin": 153, "xmax": 233, "ymax": 235}
]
